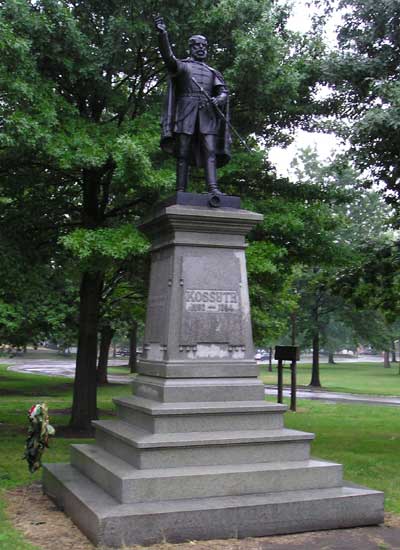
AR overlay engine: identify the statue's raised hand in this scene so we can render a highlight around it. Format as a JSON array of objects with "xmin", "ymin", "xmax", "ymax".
[{"xmin": 154, "ymin": 15, "xmax": 167, "ymax": 34}]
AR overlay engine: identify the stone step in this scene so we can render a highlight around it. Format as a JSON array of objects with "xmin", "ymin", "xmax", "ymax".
[
  {"xmin": 137, "ymin": 358, "xmax": 259, "ymax": 378},
  {"xmin": 43, "ymin": 462, "xmax": 384, "ymax": 548},
  {"xmin": 132, "ymin": 375, "xmax": 266, "ymax": 403},
  {"xmin": 114, "ymin": 395, "xmax": 286, "ymax": 433},
  {"xmin": 71, "ymin": 443, "xmax": 343, "ymax": 504},
  {"xmin": 93, "ymin": 419, "xmax": 314, "ymax": 469}
]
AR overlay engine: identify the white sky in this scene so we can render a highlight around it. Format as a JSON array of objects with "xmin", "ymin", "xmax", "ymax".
[{"xmin": 268, "ymin": 1, "xmax": 344, "ymax": 178}]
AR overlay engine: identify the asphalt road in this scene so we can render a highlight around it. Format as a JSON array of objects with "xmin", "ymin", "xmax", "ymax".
[{"xmin": 6, "ymin": 357, "xmax": 130, "ymax": 384}]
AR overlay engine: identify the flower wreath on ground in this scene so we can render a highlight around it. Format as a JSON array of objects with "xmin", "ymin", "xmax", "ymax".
[{"xmin": 24, "ymin": 403, "xmax": 55, "ymax": 473}]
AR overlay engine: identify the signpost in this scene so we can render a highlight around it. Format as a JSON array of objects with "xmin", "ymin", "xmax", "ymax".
[{"xmin": 274, "ymin": 345, "xmax": 300, "ymax": 411}]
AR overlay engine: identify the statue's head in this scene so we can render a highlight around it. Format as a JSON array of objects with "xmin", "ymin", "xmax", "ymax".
[{"xmin": 189, "ymin": 35, "xmax": 208, "ymax": 61}]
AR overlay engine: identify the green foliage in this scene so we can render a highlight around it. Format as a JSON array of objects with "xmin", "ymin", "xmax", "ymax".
[
  {"xmin": 239, "ymin": 147, "xmax": 357, "ymax": 346},
  {"xmin": 0, "ymin": 232, "xmax": 78, "ymax": 347},
  {"xmin": 0, "ymin": 0, "xmax": 327, "ymax": 352},
  {"xmin": 0, "ymin": 0, "xmax": 330, "ymax": 426},
  {"xmin": 247, "ymin": 239, "xmax": 296, "ymax": 344},
  {"xmin": 61, "ymin": 225, "xmax": 149, "ymax": 262},
  {"xmin": 335, "ymin": 242, "xmax": 400, "ymax": 325},
  {"xmin": 0, "ymin": 302, "xmax": 20, "ymax": 335},
  {"xmin": 286, "ymin": 147, "xmax": 397, "ymax": 357},
  {"xmin": 323, "ymin": 0, "xmax": 400, "ymax": 211}
]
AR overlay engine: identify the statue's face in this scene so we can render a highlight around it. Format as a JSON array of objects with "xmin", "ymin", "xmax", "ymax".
[{"xmin": 190, "ymin": 38, "xmax": 208, "ymax": 61}]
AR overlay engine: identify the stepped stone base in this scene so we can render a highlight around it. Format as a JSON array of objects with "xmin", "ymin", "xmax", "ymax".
[
  {"xmin": 43, "ymin": 200, "xmax": 384, "ymax": 546},
  {"xmin": 43, "ymin": 388, "xmax": 384, "ymax": 548},
  {"xmin": 44, "ymin": 463, "xmax": 383, "ymax": 548}
]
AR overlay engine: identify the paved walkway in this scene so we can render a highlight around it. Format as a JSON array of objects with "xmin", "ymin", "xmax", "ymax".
[
  {"xmin": 6, "ymin": 355, "xmax": 131, "ymax": 384},
  {"xmin": 264, "ymin": 385, "xmax": 400, "ymax": 407},
  {"xmin": 5, "ymin": 355, "xmax": 400, "ymax": 406}
]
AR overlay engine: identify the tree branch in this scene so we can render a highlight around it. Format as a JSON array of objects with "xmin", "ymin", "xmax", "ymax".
[{"xmin": 104, "ymin": 197, "xmax": 152, "ymax": 219}]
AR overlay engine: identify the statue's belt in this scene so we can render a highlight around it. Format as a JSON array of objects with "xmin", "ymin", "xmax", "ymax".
[{"xmin": 179, "ymin": 92, "xmax": 208, "ymax": 97}]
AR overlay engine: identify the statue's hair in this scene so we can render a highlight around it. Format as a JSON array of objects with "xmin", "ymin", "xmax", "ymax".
[{"xmin": 188, "ymin": 35, "xmax": 208, "ymax": 46}]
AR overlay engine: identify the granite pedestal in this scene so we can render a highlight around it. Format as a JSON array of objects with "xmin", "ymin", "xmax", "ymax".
[{"xmin": 43, "ymin": 198, "xmax": 384, "ymax": 547}]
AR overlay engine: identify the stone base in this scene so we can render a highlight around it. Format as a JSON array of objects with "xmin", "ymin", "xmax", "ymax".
[
  {"xmin": 43, "ymin": 391, "xmax": 384, "ymax": 547},
  {"xmin": 136, "ymin": 359, "xmax": 259, "ymax": 378},
  {"xmin": 43, "ymin": 463, "xmax": 383, "ymax": 548},
  {"xmin": 43, "ymin": 202, "xmax": 384, "ymax": 546}
]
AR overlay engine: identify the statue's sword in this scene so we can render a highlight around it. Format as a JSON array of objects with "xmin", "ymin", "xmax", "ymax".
[{"xmin": 190, "ymin": 76, "xmax": 253, "ymax": 154}]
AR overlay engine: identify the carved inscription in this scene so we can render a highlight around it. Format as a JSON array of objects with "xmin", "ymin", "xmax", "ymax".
[
  {"xmin": 185, "ymin": 289, "xmax": 239, "ymax": 313},
  {"xmin": 180, "ymin": 252, "xmax": 244, "ymax": 345}
]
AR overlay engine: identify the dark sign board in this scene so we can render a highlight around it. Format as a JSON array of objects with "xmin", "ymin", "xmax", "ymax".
[{"xmin": 274, "ymin": 345, "xmax": 300, "ymax": 361}]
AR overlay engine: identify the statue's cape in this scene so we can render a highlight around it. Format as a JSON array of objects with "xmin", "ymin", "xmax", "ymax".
[{"xmin": 160, "ymin": 62, "xmax": 231, "ymax": 168}]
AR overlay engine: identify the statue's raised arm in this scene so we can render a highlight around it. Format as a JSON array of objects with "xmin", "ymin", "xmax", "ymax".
[
  {"xmin": 154, "ymin": 16, "xmax": 177, "ymax": 74},
  {"xmin": 154, "ymin": 16, "xmax": 231, "ymax": 195}
]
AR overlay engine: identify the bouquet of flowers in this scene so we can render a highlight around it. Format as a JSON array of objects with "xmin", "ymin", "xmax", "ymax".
[{"xmin": 24, "ymin": 403, "xmax": 55, "ymax": 473}]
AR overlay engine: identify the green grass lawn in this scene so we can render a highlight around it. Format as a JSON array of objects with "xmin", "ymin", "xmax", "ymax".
[
  {"xmin": 108, "ymin": 365, "xmax": 131, "ymax": 375},
  {"xmin": 0, "ymin": 363, "xmax": 129, "ymax": 549},
  {"xmin": 260, "ymin": 361, "xmax": 400, "ymax": 396},
  {"xmin": 281, "ymin": 399, "xmax": 400, "ymax": 513},
  {"xmin": 0, "ymin": 362, "xmax": 399, "ymax": 548}
]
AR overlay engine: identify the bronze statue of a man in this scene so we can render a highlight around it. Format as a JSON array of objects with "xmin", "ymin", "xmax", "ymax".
[{"xmin": 154, "ymin": 16, "xmax": 231, "ymax": 194}]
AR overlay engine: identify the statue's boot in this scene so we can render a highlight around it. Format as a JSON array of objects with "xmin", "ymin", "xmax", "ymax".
[{"xmin": 208, "ymin": 182, "xmax": 223, "ymax": 194}]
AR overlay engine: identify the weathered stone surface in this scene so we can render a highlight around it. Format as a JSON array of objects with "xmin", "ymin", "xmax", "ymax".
[
  {"xmin": 179, "ymin": 251, "xmax": 244, "ymax": 346},
  {"xmin": 113, "ymin": 395, "xmax": 286, "ymax": 433},
  {"xmin": 136, "ymin": 358, "xmax": 259, "ymax": 378},
  {"xmin": 43, "ymin": 463, "xmax": 384, "ymax": 548},
  {"xmin": 70, "ymin": 445, "xmax": 343, "ymax": 504},
  {"xmin": 92, "ymin": 420, "xmax": 314, "ymax": 469},
  {"xmin": 139, "ymin": 204, "xmax": 261, "ymax": 365},
  {"xmin": 43, "ymin": 198, "xmax": 384, "ymax": 547},
  {"xmin": 132, "ymin": 375, "xmax": 266, "ymax": 403}
]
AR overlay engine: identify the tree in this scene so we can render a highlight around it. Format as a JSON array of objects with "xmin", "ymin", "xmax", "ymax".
[
  {"xmin": 1, "ymin": 0, "xmax": 167, "ymax": 429},
  {"xmin": 96, "ymin": 258, "xmax": 147, "ymax": 383},
  {"xmin": 323, "ymin": 0, "xmax": 400, "ymax": 213},
  {"xmin": 316, "ymin": 3, "xmax": 400, "ymax": 363},
  {"xmin": 289, "ymin": 147, "xmax": 395, "ymax": 384},
  {"xmin": 1, "ymin": 0, "xmax": 326, "ymax": 428},
  {"xmin": 0, "ymin": 195, "xmax": 78, "ymax": 350},
  {"xmin": 334, "ymin": 241, "xmax": 400, "ymax": 366}
]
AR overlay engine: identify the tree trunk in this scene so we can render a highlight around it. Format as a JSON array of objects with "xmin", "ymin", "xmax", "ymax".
[
  {"xmin": 97, "ymin": 325, "xmax": 115, "ymax": 385},
  {"xmin": 328, "ymin": 351, "xmax": 335, "ymax": 364},
  {"xmin": 383, "ymin": 350, "xmax": 391, "ymax": 368},
  {"xmin": 70, "ymin": 270, "xmax": 103, "ymax": 430},
  {"xmin": 309, "ymin": 332, "xmax": 321, "ymax": 387},
  {"xmin": 268, "ymin": 346, "xmax": 273, "ymax": 373},
  {"xmin": 391, "ymin": 341, "xmax": 396, "ymax": 362},
  {"xmin": 128, "ymin": 321, "xmax": 138, "ymax": 374},
  {"xmin": 291, "ymin": 312, "xmax": 297, "ymax": 345}
]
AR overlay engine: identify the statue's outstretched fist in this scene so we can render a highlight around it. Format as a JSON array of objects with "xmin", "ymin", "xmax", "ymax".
[{"xmin": 154, "ymin": 15, "xmax": 167, "ymax": 34}]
